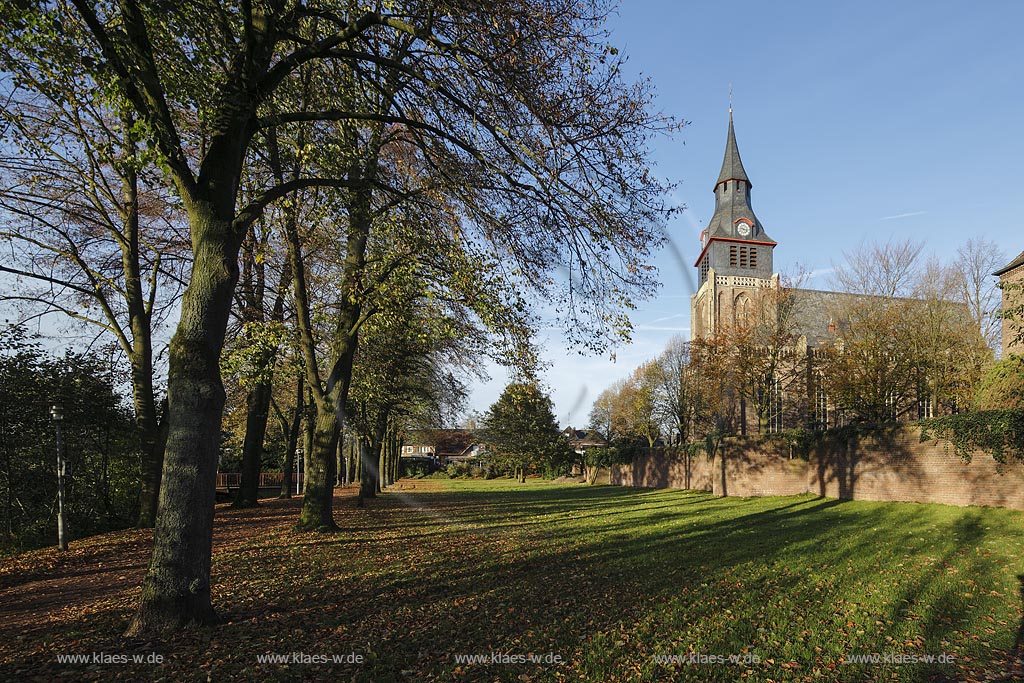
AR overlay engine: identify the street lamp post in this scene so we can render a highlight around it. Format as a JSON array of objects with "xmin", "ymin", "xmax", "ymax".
[
  {"xmin": 50, "ymin": 404, "xmax": 68, "ymax": 551},
  {"xmin": 295, "ymin": 448, "xmax": 303, "ymax": 496}
]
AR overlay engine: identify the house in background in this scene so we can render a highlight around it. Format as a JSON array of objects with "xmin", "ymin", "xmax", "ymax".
[
  {"xmin": 562, "ymin": 427, "xmax": 608, "ymax": 476},
  {"xmin": 562, "ymin": 427, "xmax": 608, "ymax": 455},
  {"xmin": 995, "ymin": 250, "xmax": 1024, "ymax": 358},
  {"xmin": 403, "ymin": 429, "xmax": 489, "ymax": 467},
  {"xmin": 401, "ymin": 442, "xmax": 436, "ymax": 457}
]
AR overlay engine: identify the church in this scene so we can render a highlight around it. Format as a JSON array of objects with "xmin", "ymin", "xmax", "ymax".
[
  {"xmin": 690, "ymin": 111, "xmax": 852, "ymax": 349},
  {"xmin": 689, "ymin": 112, "xmax": 983, "ymax": 434},
  {"xmin": 690, "ymin": 110, "xmax": 777, "ymax": 341}
]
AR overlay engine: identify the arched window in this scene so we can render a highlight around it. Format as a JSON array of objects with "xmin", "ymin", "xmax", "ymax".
[{"xmin": 734, "ymin": 292, "xmax": 751, "ymax": 326}]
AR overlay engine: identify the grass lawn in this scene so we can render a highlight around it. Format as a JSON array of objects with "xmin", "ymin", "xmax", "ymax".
[{"xmin": 2, "ymin": 479, "xmax": 1023, "ymax": 682}]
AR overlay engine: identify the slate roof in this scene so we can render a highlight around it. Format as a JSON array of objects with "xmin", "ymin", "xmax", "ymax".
[
  {"xmin": 705, "ymin": 113, "xmax": 775, "ymax": 245},
  {"xmin": 787, "ymin": 288, "xmax": 971, "ymax": 349},
  {"xmin": 788, "ymin": 288, "xmax": 858, "ymax": 348},
  {"xmin": 994, "ymin": 250, "xmax": 1024, "ymax": 277},
  {"xmin": 715, "ymin": 112, "xmax": 750, "ymax": 188}
]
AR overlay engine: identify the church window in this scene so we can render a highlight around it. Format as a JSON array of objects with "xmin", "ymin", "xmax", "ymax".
[
  {"xmin": 700, "ymin": 257, "xmax": 710, "ymax": 284},
  {"xmin": 729, "ymin": 246, "xmax": 738, "ymax": 267},
  {"xmin": 884, "ymin": 391, "xmax": 898, "ymax": 421},
  {"xmin": 814, "ymin": 389, "xmax": 829, "ymax": 431},
  {"xmin": 739, "ymin": 247, "xmax": 748, "ymax": 268},
  {"xmin": 917, "ymin": 393, "xmax": 933, "ymax": 419},
  {"xmin": 750, "ymin": 248, "xmax": 758, "ymax": 268},
  {"xmin": 734, "ymin": 293, "xmax": 751, "ymax": 325}
]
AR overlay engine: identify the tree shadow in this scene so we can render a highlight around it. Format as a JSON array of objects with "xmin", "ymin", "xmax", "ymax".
[{"xmin": 812, "ymin": 423, "xmax": 925, "ymax": 502}]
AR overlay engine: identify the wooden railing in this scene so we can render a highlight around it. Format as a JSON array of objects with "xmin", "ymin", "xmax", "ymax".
[{"xmin": 216, "ymin": 472, "xmax": 302, "ymax": 489}]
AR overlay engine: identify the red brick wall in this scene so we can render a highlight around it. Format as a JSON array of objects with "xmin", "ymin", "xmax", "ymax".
[
  {"xmin": 609, "ymin": 427, "xmax": 1024, "ymax": 511},
  {"xmin": 611, "ymin": 450, "xmax": 713, "ymax": 492},
  {"xmin": 712, "ymin": 439, "xmax": 809, "ymax": 498}
]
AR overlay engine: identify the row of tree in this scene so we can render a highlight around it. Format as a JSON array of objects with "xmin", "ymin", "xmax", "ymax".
[
  {"xmin": 1, "ymin": 0, "xmax": 674, "ymax": 635},
  {"xmin": 589, "ymin": 238, "xmax": 1009, "ymax": 453}
]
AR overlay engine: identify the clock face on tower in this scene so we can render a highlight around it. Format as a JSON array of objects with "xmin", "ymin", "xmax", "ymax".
[{"xmin": 736, "ymin": 222, "xmax": 751, "ymax": 237}]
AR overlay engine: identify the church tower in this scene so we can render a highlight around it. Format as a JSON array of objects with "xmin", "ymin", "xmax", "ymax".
[{"xmin": 691, "ymin": 111, "xmax": 778, "ymax": 339}]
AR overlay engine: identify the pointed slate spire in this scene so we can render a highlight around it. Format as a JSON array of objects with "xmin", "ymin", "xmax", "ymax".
[
  {"xmin": 702, "ymin": 110, "xmax": 774, "ymax": 245},
  {"xmin": 715, "ymin": 109, "xmax": 750, "ymax": 190}
]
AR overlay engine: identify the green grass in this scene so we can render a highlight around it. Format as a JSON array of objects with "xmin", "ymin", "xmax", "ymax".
[{"xmin": 4, "ymin": 479, "xmax": 1023, "ymax": 682}]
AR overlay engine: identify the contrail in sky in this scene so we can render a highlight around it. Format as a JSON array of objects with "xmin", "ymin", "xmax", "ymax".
[{"xmin": 879, "ymin": 210, "xmax": 926, "ymax": 221}]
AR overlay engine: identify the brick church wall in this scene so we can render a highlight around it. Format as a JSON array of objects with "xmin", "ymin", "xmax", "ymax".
[{"xmin": 609, "ymin": 426, "xmax": 1024, "ymax": 511}]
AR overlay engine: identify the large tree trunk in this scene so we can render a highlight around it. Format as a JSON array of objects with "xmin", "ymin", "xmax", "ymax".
[
  {"xmin": 234, "ymin": 379, "xmax": 272, "ymax": 507},
  {"xmin": 295, "ymin": 218, "xmax": 367, "ymax": 523},
  {"xmin": 296, "ymin": 404, "xmax": 340, "ymax": 530},
  {"xmin": 125, "ymin": 209, "xmax": 240, "ymax": 635}
]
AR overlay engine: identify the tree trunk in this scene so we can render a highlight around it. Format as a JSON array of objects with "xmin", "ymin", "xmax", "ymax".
[
  {"xmin": 301, "ymin": 393, "xmax": 315, "ymax": 494},
  {"xmin": 342, "ymin": 428, "xmax": 350, "ymax": 485},
  {"xmin": 235, "ymin": 248, "xmax": 289, "ymax": 508},
  {"xmin": 296, "ymin": 404, "xmax": 340, "ymax": 531},
  {"xmin": 132, "ymin": 357, "xmax": 164, "ymax": 528},
  {"xmin": 234, "ymin": 379, "xmax": 272, "ymax": 507},
  {"xmin": 348, "ymin": 436, "xmax": 357, "ymax": 486},
  {"xmin": 279, "ymin": 374, "xmax": 303, "ymax": 498},
  {"xmin": 355, "ymin": 437, "xmax": 362, "ymax": 484},
  {"xmin": 118, "ymin": 114, "xmax": 166, "ymax": 531},
  {"xmin": 281, "ymin": 107, "xmax": 373, "ymax": 529},
  {"xmin": 125, "ymin": 208, "xmax": 240, "ymax": 636},
  {"xmin": 373, "ymin": 414, "xmax": 388, "ymax": 493},
  {"xmin": 358, "ymin": 438, "xmax": 378, "ymax": 501},
  {"xmin": 718, "ymin": 438, "xmax": 728, "ymax": 497},
  {"xmin": 389, "ymin": 435, "xmax": 400, "ymax": 485}
]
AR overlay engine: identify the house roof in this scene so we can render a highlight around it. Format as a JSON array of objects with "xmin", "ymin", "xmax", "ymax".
[
  {"xmin": 432, "ymin": 429, "xmax": 478, "ymax": 456},
  {"xmin": 994, "ymin": 250, "xmax": 1024, "ymax": 277},
  {"xmin": 563, "ymin": 427, "xmax": 607, "ymax": 447}
]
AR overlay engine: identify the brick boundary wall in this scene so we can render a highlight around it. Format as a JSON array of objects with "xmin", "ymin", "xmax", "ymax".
[{"xmin": 609, "ymin": 425, "xmax": 1024, "ymax": 511}]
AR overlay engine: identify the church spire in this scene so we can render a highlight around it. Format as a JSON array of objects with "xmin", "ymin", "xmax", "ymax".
[
  {"xmin": 703, "ymin": 111, "xmax": 769, "ymax": 243},
  {"xmin": 715, "ymin": 108, "xmax": 750, "ymax": 190}
]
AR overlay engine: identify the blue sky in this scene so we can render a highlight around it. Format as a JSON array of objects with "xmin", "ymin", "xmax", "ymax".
[{"xmin": 469, "ymin": 0, "xmax": 1024, "ymax": 426}]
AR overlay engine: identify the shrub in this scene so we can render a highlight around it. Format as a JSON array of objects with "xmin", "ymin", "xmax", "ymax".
[
  {"xmin": 974, "ymin": 356, "xmax": 1024, "ymax": 410},
  {"xmin": 918, "ymin": 408, "xmax": 1024, "ymax": 464},
  {"xmin": 446, "ymin": 462, "xmax": 470, "ymax": 478}
]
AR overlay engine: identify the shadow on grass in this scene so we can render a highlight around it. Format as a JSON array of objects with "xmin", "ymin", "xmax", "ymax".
[{"xmin": 15, "ymin": 481, "xmax": 1024, "ymax": 683}]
